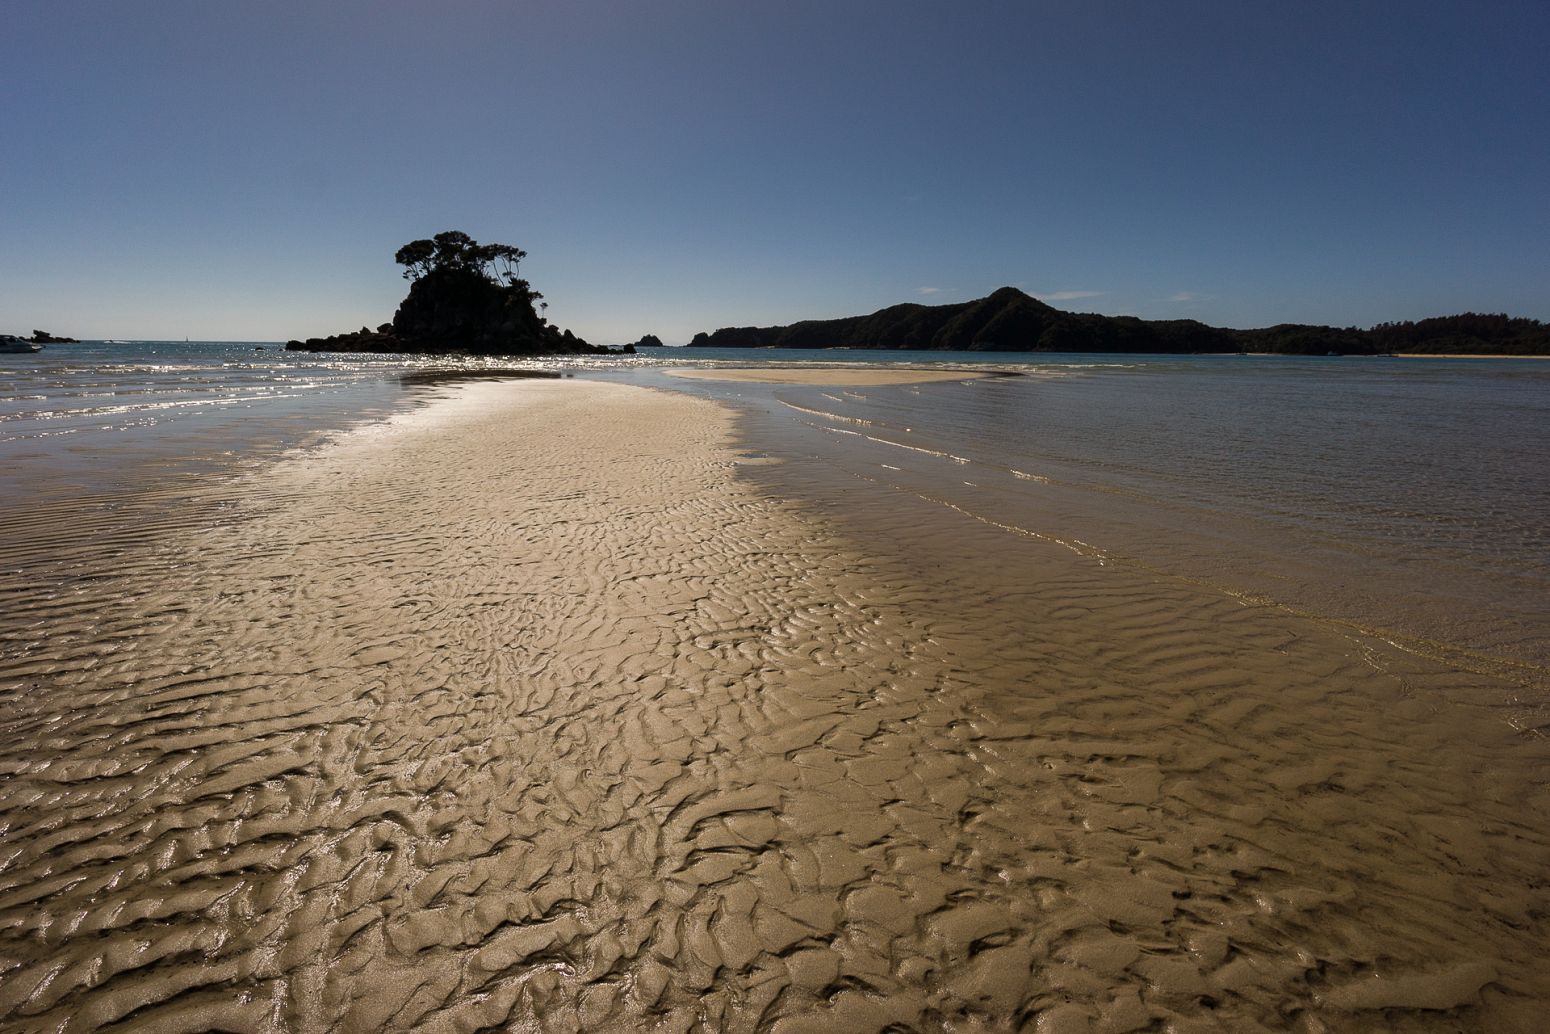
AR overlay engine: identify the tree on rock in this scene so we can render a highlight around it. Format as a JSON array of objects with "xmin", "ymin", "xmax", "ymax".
[
  {"xmin": 393, "ymin": 239, "xmax": 436, "ymax": 279},
  {"xmin": 387, "ymin": 231, "xmax": 570, "ymax": 354},
  {"xmin": 289, "ymin": 231, "xmax": 611, "ymax": 356},
  {"xmin": 395, "ymin": 231, "xmax": 527, "ymax": 284}
]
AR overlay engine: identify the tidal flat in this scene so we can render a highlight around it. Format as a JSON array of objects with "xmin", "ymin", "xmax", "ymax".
[{"xmin": 1, "ymin": 370, "xmax": 1547, "ymax": 1033}]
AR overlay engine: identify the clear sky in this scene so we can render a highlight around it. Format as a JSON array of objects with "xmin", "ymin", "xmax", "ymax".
[{"xmin": 4, "ymin": 0, "xmax": 1547, "ymax": 344}]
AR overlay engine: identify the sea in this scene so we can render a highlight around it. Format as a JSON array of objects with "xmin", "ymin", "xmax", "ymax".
[{"xmin": 3, "ymin": 340, "xmax": 1548, "ymax": 693}]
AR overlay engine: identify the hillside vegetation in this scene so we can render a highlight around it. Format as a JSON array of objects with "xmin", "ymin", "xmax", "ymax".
[{"xmin": 688, "ymin": 289, "xmax": 1549, "ymax": 355}]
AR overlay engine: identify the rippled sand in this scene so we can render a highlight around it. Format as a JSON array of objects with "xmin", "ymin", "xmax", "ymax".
[{"xmin": 1, "ymin": 379, "xmax": 1547, "ymax": 1032}]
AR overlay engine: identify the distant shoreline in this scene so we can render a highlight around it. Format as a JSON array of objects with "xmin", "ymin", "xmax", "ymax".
[
  {"xmin": 1392, "ymin": 352, "xmax": 1550, "ymax": 359},
  {"xmin": 667, "ymin": 366, "xmax": 989, "ymax": 385},
  {"xmin": 687, "ymin": 288, "xmax": 1549, "ymax": 356}
]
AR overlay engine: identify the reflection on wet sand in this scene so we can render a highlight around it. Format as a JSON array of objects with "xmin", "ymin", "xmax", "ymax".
[
  {"xmin": 1, "ymin": 379, "xmax": 1546, "ymax": 1032},
  {"xmin": 397, "ymin": 368, "xmax": 564, "ymax": 387}
]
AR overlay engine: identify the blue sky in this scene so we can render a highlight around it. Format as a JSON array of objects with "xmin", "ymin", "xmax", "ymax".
[{"xmin": 4, "ymin": 0, "xmax": 1547, "ymax": 343}]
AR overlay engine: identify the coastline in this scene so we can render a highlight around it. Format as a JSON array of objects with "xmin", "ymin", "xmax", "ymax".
[
  {"xmin": 1391, "ymin": 352, "xmax": 1550, "ymax": 359},
  {"xmin": 2, "ymin": 376, "xmax": 1547, "ymax": 1031}
]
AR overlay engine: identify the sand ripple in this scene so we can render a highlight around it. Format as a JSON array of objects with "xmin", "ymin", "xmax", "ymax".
[{"xmin": 1, "ymin": 380, "xmax": 1546, "ymax": 1032}]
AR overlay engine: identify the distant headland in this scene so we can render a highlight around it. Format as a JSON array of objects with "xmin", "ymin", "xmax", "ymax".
[
  {"xmin": 0, "ymin": 330, "xmax": 79, "ymax": 345},
  {"xmin": 687, "ymin": 287, "xmax": 1550, "ymax": 356},
  {"xmin": 286, "ymin": 232, "xmax": 629, "ymax": 357}
]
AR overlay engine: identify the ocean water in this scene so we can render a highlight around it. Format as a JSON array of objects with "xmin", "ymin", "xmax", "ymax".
[{"xmin": 4, "ymin": 341, "xmax": 1548, "ymax": 685}]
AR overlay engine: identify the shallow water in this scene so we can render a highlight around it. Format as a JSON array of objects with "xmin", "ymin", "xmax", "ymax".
[
  {"xmin": 639, "ymin": 356, "xmax": 1550, "ymax": 684},
  {"xmin": 0, "ymin": 342, "xmax": 638, "ymax": 592},
  {"xmin": 0, "ymin": 341, "xmax": 630, "ymax": 509},
  {"xmin": 12, "ymin": 344, "xmax": 1547, "ymax": 664}
]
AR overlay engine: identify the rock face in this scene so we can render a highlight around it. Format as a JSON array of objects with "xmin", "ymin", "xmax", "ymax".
[
  {"xmin": 389, "ymin": 266, "xmax": 587, "ymax": 354},
  {"xmin": 287, "ymin": 324, "xmax": 401, "ymax": 354},
  {"xmin": 687, "ymin": 288, "xmax": 1550, "ymax": 356},
  {"xmin": 631, "ymin": 334, "xmax": 665, "ymax": 348}
]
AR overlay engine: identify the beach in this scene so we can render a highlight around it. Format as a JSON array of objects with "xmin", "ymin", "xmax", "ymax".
[{"xmin": 2, "ymin": 371, "xmax": 1549, "ymax": 1033}]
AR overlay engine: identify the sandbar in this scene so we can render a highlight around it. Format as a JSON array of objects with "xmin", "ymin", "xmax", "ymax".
[{"xmin": 668, "ymin": 365, "xmax": 989, "ymax": 385}]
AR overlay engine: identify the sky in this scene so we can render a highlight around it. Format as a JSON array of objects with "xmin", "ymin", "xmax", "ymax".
[{"xmin": 3, "ymin": 0, "xmax": 1547, "ymax": 344}]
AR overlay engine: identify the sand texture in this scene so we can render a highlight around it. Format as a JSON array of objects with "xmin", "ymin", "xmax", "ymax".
[{"xmin": 2, "ymin": 380, "xmax": 1547, "ymax": 1033}]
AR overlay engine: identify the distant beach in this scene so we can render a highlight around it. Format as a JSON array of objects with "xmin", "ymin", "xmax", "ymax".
[
  {"xmin": 2, "ymin": 352, "xmax": 1548, "ymax": 1030},
  {"xmin": 669, "ymin": 366, "xmax": 989, "ymax": 385},
  {"xmin": 1392, "ymin": 352, "xmax": 1550, "ymax": 359}
]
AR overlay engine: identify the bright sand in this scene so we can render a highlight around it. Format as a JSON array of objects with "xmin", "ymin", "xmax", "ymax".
[{"xmin": 1, "ymin": 378, "xmax": 1547, "ymax": 1032}]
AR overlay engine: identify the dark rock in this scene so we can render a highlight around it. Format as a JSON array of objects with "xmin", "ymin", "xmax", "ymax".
[
  {"xmin": 686, "ymin": 290, "xmax": 1550, "ymax": 356},
  {"xmin": 28, "ymin": 329, "xmax": 78, "ymax": 344},
  {"xmin": 287, "ymin": 232, "xmax": 620, "ymax": 357},
  {"xmin": 287, "ymin": 327, "xmax": 403, "ymax": 354},
  {"xmin": 687, "ymin": 289, "xmax": 1237, "ymax": 353}
]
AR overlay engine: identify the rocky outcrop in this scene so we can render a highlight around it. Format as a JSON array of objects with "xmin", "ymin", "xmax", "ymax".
[
  {"xmin": 286, "ymin": 324, "xmax": 401, "ymax": 354},
  {"xmin": 389, "ymin": 266, "xmax": 584, "ymax": 354},
  {"xmin": 631, "ymin": 334, "xmax": 665, "ymax": 348},
  {"xmin": 287, "ymin": 233, "xmax": 626, "ymax": 357},
  {"xmin": 28, "ymin": 330, "xmax": 78, "ymax": 344}
]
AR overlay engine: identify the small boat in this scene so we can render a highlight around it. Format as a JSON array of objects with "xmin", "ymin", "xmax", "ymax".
[{"xmin": 0, "ymin": 335, "xmax": 42, "ymax": 354}]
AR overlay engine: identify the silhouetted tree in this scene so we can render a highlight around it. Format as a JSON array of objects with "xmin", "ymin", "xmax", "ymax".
[
  {"xmin": 394, "ymin": 239, "xmax": 436, "ymax": 280},
  {"xmin": 395, "ymin": 231, "xmax": 528, "ymax": 284}
]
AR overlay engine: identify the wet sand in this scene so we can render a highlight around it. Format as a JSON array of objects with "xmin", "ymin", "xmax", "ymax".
[
  {"xmin": 668, "ymin": 368, "xmax": 989, "ymax": 385},
  {"xmin": 2, "ymin": 378, "xmax": 1548, "ymax": 1032}
]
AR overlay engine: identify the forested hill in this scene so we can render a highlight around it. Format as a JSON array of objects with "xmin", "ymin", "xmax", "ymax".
[{"xmin": 686, "ymin": 288, "xmax": 1550, "ymax": 355}]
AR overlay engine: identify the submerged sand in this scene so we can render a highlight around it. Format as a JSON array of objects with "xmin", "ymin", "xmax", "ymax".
[
  {"xmin": 668, "ymin": 367, "xmax": 988, "ymax": 385},
  {"xmin": 1, "ymin": 379, "xmax": 1546, "ymax": 1032}
]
